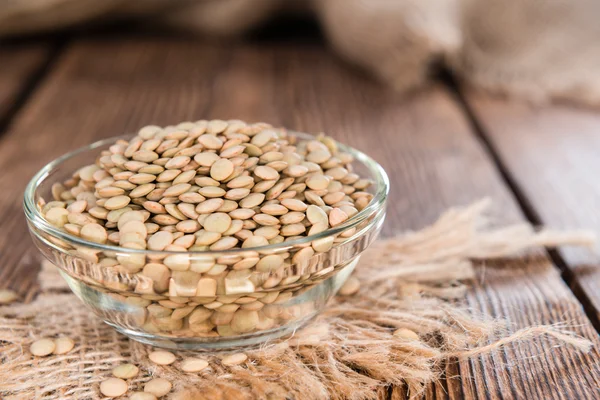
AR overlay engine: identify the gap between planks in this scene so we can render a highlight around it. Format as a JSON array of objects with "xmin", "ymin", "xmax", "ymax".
[
  {"xmin": 444, "ymin": 75, "xmax": 600, "ymax": 334},
  {"xmin": 0, "ymin": 38, "xmax": 68, "ymax": 139}
]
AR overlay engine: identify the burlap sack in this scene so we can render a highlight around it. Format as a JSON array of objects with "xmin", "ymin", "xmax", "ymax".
[
  {"xmin": 0, "ymin": 200, "xmax": 594, "ymax": 399},
  {"xmin": 1, "ymin": 0, "xmax": 600, "ymax": 106}
]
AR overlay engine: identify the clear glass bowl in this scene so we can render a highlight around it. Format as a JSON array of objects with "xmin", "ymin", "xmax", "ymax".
[{"xmin": 24, "ymin": 133, "xmax": 389, "ymax": 350}]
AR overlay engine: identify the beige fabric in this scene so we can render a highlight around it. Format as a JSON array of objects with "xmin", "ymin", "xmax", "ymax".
[
  {"xmin": 1, "ymin": 0, "xmax": 599, "ymax": 106},
  {"xmin": 0, "ymin": 200, "xmax": 594, "ymax": 399}
]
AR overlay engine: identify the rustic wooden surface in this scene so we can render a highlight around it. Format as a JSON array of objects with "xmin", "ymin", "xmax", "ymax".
[
  {"xmin": 464, "ymin": 92, "xmax": 600, "ymax": 331},
  {"xmin": 1, "ymin": 31, "xmax": 600, "ymax": 399},
  {"xmin": 0, "ymin": 42, "xmax": 54, "ymax": 127}
]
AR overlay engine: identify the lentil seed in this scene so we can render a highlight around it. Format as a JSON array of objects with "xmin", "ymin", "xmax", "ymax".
[
  {"xmin": 253, "ymin": 213, "xmax": 280, "ymax": 226},
  {"xmin": 210, "ymin": 236, "xmax": 238, "ymax": 250},
  {"xmin": 225, "ymin": 188, "xmax": 250, "ymax": 200},
  {"xmin": 229, "ymin": 208, "xmax": 255, "ymax": 220},
  {"xmin": 163, "ymin": 183, "xmax": 191, "ymax": 197},
  {"xmin": 251, "ymin": 130, "xmax": 276, "ymax": 147},
  {"xmin": 227, "ymin": 175, "xmax": 254, "ymax": 188},
  {"xmin": 329, "ymin": 208, "xmax": 349, "ymax": 227},
  {"xmin": 338, "ymin": 276, "xmax": 360, "ymax": 295},
  {"xmin": 254, "ymin": 166, "xmax": 279, "ymax": 180},
  {"xmin": 165, "ymin": 156, "xmax": 191, "ymax": 169},
  {"xmin": 100, "ymin": 378, "xmax": 128, "ymax": 398},
  {"xmin": 181, "ymin": 358, "xmax": 209, "ymax": 372},
  {"xmin": 306, "ymin": 174, "xmax": 330, "ymax": 190},
  {"xmin": 210, "ymin": 158, "xmax": 235, "ymax": 181},
  {"xmin": 30, "ymin": 338, "xmax": 56, "ymax": 356},
  {"xmin": 80, "ymin": 223, "xmax": 108, "ymax": 244},
  {"xmin": 198, "ymin": 186, "xmax": 226, "ymax": 198},
  {"xmin": 45, "ymin": 207, "xmax": 69, "ymax": 227},
  {"xmin": 0, "ymin": 289, "xmax": 17, "ymax": 304},
  {"xmin": 67, "ymin": 200, "xmax": 88, "ymax": 213},
  {"xmin": 253, "ymin": 226, "xmax": 280, "ymax": 239},
  {"xmin": 221, "ymin": 353, "xmax": 248, "ymax": 366},
  {"xmin": 280, "ymin": 224, "xmax": 306, "ymax": 236},
  {"xmin": 199, "ymin": 134, "xmax": 223, "ymax": 149},
  {"xmin": 104, "ymin": 195, "xmax": 131, "ymax": 210},
  {"xmin": 280, "ymin": 212, "xmax": 305, "ymax": 224},
  {"xmin": 194, "ymin": 152, "xmax": 220, "ymax": 167},
  {"xmin": 239, "ymin": 193, "xmax": 265, "ymax": 208},
  {"xmin": 281, "ymin": 198, "xmax": 307, "ymax": 211},
  {"xmin": 144, "ymin": 378, "xmax": 172, "ymax": 397},
  {"xmin": 256, "ymin": 254, "xmax": 284, "ymax": 272},
  {"xmin": 149, "ymin": 350, "xmax": 176, "ymax": 365},
  {"xmin": 230, "ymin": 310, "xmax": 259, "ymax": 333},
  {"xmin": 203, "ymin": 213, "xmax": 232, "ymax": 233},
  {"xmin": 147, "ymin": 231, "xmax": 174, "ymax": 251},
  {"xmin": 393, "ymin": 328, "xmax": 419, "ymax": 340},
  {"xmin": 112, "ymin": 363, "xmax": 139, "ymax": 379},
  {"xmin": 50, "ymin": 337, "xmax": 74, "ymax": 354}
]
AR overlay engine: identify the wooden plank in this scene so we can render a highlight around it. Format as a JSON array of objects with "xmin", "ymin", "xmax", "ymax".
[
  {"xmin": 0, "ymin": 38, "xmax": 228, "ymax": 297},
  {"xmin": 463, "ymin": 92, "xmax": 600, "ymax": 328},
  {"xmin": 272, "ymin": 53, "xmax": 600, "ymax": 399},
  {"xmin": 0, "ymin": 42, "xmax": 53, "ymax": 125},
  {"xmin": 0, "ymin": 35, "xmax": 598, "ymax": 398}
]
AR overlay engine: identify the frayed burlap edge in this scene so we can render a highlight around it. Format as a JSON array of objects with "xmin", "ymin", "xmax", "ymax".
[{"xmin": 0, "ymin": 199, "xmax": 595, "ymax": 400}]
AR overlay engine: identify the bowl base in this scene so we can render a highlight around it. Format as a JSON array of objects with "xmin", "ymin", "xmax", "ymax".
[
  {"xmin": 108, "ymin": 313, "xmax": 318, "ymax": 351},
  {"xmin": 56, "ymin": 257, "xmax": 358, "ymax": 351}
]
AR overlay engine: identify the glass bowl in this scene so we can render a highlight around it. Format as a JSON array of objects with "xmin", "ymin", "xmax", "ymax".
[{"xmin": 24, "ymin": 132, "xmax": 389, "ymax": 350}]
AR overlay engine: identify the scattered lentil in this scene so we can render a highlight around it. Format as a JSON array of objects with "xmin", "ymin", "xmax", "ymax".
[
  {"xmin": 148, "ymin": 350, "xmax": 176, "ymax": 365},
  {"xmin": 30, "ymin": 338, "xmax": 55, "ymax": 356},
  {"xmin": 180, "ymin": 358, "xmax": 209, "ymax": 372},
  {"xmin": 144, "ymin": 378, "xmax": 172, "ymax": 397},
  {"xmin": 338, "ymin": 276, "xmax": 360, "ymax": 295},
  {"xmin": 221, "ymin": 353, "xmax": 248, "ymax": 366},
  {"xmin": 53, "ymin": 337, "xmax": 75, "ymax": 354},
  {"xmin": 0, "ymin": 289, "xmax": 18, "ymax": 304},
  {"xmin": 112, "ymin": 363, "xmax": 140, "ymax": 379},
  {"xmin": 130, "ymin": 392, "xmax": 158, "ymax": 400},
  {"xmin": 393, "ymin": 328, "xmax": 420, "ymax": 340},
  {"xmin": 100, "ymin": 378, "xmax": 128, "ymax": 398}
]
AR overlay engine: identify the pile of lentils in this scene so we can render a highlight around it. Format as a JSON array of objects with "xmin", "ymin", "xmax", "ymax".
[{"xmin": 40, "ymin": 120, "xmax": 374, "ymax": 336}]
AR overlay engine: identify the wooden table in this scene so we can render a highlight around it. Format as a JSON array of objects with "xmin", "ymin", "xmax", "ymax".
[{"xmin": 1, "ymin": 29, "xmax": 600, "ymax": 399}]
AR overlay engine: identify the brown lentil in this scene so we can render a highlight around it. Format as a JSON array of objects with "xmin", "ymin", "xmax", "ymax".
[
  {"xmin": 53, "ymin": 337, "xmax": 75, "ymax": 354},
  {"xmin": 144, "ymin": 378, "xmax": 172, "ymax": 397},
  {"xmin": 130, "ymin": 392, "xmax": 158, "ymax": 400},
  {"xmin": 112, "ymin": 363, "xmax": 140, "ymax": 379},
  {"xmin": 180, "ymin": 358, "xmax": 209, "ymax": 372},
  {"xmin": 30, "ymin": 338, "xmax": 56, "ymax": 356},
  {"xmin": 0, "ymin": 289, "xmax": 18, "ymax": 304},
  {"xmin": 100, "ymin": 378, "xmax": 128, "ymax": 398},
  {"xmin": 148, "ymin": 350, "xmax": 176, "ymax": 365},
  {"xmin": 221, "ymin": 352, "xmax": 248, "ymax": 366},
  {"xmin": 338, "ymin": 276, "xmax": 360, "ymax": 295}
]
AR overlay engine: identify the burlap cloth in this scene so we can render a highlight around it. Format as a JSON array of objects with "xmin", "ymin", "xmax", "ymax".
[
  {"xmin": 0, "ymin": 200, "xmax": 595, "ymax": 399},
  {"xmin": 2, "ymin": 0, "xmax": 600, "ymax": 106}
]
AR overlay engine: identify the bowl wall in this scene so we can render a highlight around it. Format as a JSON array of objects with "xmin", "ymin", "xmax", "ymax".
[{"xmin": 25, "ymin": 134, "xmax": 388, "ymax": 349}]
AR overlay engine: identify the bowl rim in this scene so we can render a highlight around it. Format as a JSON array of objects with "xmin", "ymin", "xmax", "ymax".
[{"xmin": 24, "ymin": 131, "xmax": 389, "ymax": 255}]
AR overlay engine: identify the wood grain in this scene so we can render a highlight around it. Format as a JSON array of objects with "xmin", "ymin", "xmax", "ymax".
[
  {"xmin": 0, "ymin": 35, "xmax": 599, "ymax": 398},
  {"xmin": 463, "ymin": 91, "xmax": 600, "ymax": 329},
  {"xmin": 271, "ymin": 52, "xmax": 600, "ymax": 399},
  {"xmin": 0, "ymin": 42, "xmax": 53, "ymax": 126}
]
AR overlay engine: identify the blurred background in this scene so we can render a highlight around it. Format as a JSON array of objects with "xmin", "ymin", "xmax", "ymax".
[{"xmin": 2, "ymin": 0, "xmax": 600, "ymax": 107}]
